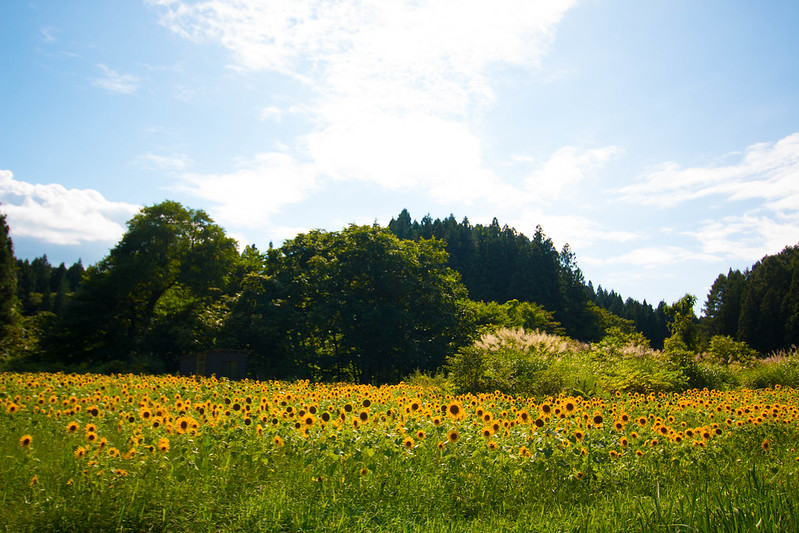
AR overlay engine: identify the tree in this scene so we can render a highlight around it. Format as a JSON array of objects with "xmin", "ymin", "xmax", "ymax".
[
  {"xmin": 0, "ymin": 210, "xmax": 18, "ymax": 355},
  {"xmin": 48, "ymin": 201, "xmax": 239, "ymax": 368},
  {"xmin": 232, "ymin": 225, "xmax": 472, "ymax": 383},
  {"xmin": 663, "ymin": 294, "xmax": 699, "ymax": 353}
]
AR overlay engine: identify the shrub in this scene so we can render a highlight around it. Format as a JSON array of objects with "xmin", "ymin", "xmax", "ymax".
[
  {"xmin": 739, "ymin": 347, "xmax": 799, "ymax": 388},
  {"xmin": 446, "ymin": 327, "xmax": 581, "ymax": 395},
  {"xmin": 706, "ymin": 335, "xmax": 758, "ymax": 366}
]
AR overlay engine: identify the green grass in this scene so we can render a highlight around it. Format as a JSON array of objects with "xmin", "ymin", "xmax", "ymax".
[{"xmin": 2, "ymin": 372, "xmax": 798, "ymax": 532}]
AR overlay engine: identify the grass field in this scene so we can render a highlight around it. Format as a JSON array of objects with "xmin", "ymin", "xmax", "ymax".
[{"xmin": 2, "ymin": 372, "xmax": 798, "ymax": 532}]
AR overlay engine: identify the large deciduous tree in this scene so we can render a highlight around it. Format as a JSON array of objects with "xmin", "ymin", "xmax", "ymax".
[
  {"xmin": 49, "ymin": 201, "xmax": 239, "ymax": 367},
  {"xmin": 229, "ymin": 224, "xmax": 472, "ymax": 383}
]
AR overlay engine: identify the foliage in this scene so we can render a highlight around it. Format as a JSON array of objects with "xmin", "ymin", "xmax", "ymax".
[
  {"xmin": 593, "ymin": 285, "xmax": 670, "ymax": 348},
  {"xmin": 2, "ymin": 372, "xmax": 799, "ymax": 532},
  {"xmin": 448, "ymin": 326, "xmax": 698, "ymax": 397},
  {"xmin": 229, "ymin": 225, "xmax": 473, "ymax": 383},
  {"xmin": 0, "ymin": 211, "xmax": 16, "ymax": 346},
  {"xmin": 446, "ymin": 327, "xmax": 586, "ymax": 395},
  {"xmin": 706, "ymin": 335, "xmax": 759, "ymax": 366},
  {"xmin": 466, "ymin": 299, "xmax": 563, "ymax": 334},
  {"xmin": 664, "ymin": 294, "xmax": 700, "ymax": 352},
  {"xmin": 45, "ymin": 201, "xmax": 240, "ymax": 369},
  {"xmin": 739, "ymin": 347, "xmax": 799, "ymax": 389},
  {"xmin": 15, "ymin": 256, "xmax": 84, "ymax": 316},
  {"xmin": 701, "ymin": 244, "xmax": 799, "ymax": 354},
  {"xmin": 388, "ymin": 211, "xmax": 602, "ymax": 341}
]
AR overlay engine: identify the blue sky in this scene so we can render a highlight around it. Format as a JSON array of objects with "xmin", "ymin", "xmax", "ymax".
[{"xmin": 2, "ymin": 0, "xmax": 798, "ymax": 313}]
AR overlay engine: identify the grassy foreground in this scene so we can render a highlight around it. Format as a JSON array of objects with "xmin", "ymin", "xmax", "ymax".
[{"xmin": 2, "ymin": 372, "xmax": 798, "ymax": 532}]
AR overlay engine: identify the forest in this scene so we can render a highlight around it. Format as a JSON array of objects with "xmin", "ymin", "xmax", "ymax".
[{"xmin": 1, "ymin": 201, "xmax": 798, "ymax": 386}]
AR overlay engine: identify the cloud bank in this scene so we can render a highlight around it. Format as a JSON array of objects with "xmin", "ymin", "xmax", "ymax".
[
  {"xmin": 147, "ymin": 0, "xmax": 580, "ymax": 221},
  {"xmin": 0, "ymin": 170, "xmax": 140, "ymax": 246}
]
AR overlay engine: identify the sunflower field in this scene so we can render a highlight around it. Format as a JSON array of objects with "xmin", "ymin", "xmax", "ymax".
[{"xmin": 2, "ymin": 372, "xmax": 799, "ymax": 532}]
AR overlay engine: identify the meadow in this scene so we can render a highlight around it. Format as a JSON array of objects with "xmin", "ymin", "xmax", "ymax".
[{"xmin": 2, "ymin": 371, "xmax": 798, "ymax": 532}]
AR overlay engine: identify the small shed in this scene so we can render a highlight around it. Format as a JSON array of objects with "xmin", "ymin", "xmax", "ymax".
[{"xmin": 180, "ymin": 349, "xmax": 248, "ymax": 380}]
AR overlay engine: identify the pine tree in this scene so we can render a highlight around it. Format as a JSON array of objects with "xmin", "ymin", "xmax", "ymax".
[{"xmin": 0, "ymin": 210, "xmax": 18, "ymax": 350}]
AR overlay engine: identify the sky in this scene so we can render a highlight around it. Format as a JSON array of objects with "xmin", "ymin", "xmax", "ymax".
[{"xmin": 2, "ymin": 0, "xmax": 799, "ymax": 314}]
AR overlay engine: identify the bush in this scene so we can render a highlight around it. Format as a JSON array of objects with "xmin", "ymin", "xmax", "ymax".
[
  {"xmin": 739, "ymin": 347, "xmax": 799, "ymax": 388},
  {"xmin": 445, "ymin": 328, "xmax": 581, "ymax": 396},
  {"xmin": 706, "ymin": 335, "xmax": 758, "ymax": 366}
]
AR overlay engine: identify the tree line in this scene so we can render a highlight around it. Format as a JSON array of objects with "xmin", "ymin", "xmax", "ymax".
[
  {"xmin": 702, "ymin": 245, "xmax": 799, "ymax": 354},
  {"xmin": 387, "ymin": 209, "xmax": 671, "ymax": 347},
  {"xmin": 1, "ymin": 202, "xmax": 797, "ymax": 382}
]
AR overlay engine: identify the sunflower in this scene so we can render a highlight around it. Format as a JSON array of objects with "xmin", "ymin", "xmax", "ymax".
[
  {"xmin": 18, "ymin": 434, "xmax": 33, "ymax": 448},
  {"xmin": 175, "ymin": 416, "xmax": 191, "ymax": 434},
  {"xmin": 74, "ymin": 446, "xmax": 87, "ymax": 459},
  {"xmin": 416, "ymin": 430, "xmax": 426, "ymax": 440},
  {"xmin": 487, "ymin": 440, "xmax": 498, "ymax": 450},
  {"xmin": 157, "ymin": 437, "xmax": 170, "ymax": 452},
  {"xmin": 761, "ymin": 439, "xmax": 770, "ymax": 451},
  {"xmin": 66, "ymin": 421, "xmax": 80, "ymax": 434},
  {"xmin": 402, "ymin": 436, "xmax": 415, "ymax": 449},
  {"xmin": 447, "ymin": 402, "xmax": 462, "ymax": 418},
  {"xmin": 273, "ymin": 435, "xmax": 284, "ymax": 447},
  {"xmin": 447, "ymin": 429, "xmax": 459, "ymax": 443}
]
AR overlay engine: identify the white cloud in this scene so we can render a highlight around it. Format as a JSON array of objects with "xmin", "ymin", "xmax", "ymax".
[
  {"xmin": 177, "ymin": 152, "xmax": 320, "ymax": 228},
  {"xmin": 259, "ymin": 106, "xmax": 283, "ymax": 121},
  {"xmin": 613, "ymin": 133, "xmax": 799, "ymax": 265},
  {"xmin": 684, "ymin": 212, "xmax": 799, "ymax": 262},
  {"xmin": 585, "ymin": 246, "xmax": 717, "ymax": 269},
  {"xmin": 524, "ymin": 145, "xmax": 622, "ymax": 200},
  {"xmin": 0, "ymin": 170, "xmax": 140, "ymax": 245},
  {"xmin": 135, "ymin": 152, "xmax": 191, "ymax": 171},
  {"xmin": 40, "ymin": 26, "xmax": 57, "ymax": 43},
  {"xmin": 150, "ymin": 0, "xmax": 576, "ymax": 115},
  {"xmin": 616, "ymin": 133, "xmax": 799, "ymax": 209},
  {"xmin": 90, "ymin": 64, "xmax": 140, "ymax": 94},
  {"xmin": 305, "ymin": 109, "xmax": 520, "ymax": 205},
  {"xmin": 149, "ymin": 0, "xmax": 579, "ymax": 215}
]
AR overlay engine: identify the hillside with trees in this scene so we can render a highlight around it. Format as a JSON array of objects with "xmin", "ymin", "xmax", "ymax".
[
  {"xmin": 388, "ymin": 209, "xmax": 670, "ymax": 346},
  {"xmin": 701, "ymin": 244, "xmax": 799, "ymax": 354},
  {"xmin": 1, "ymin": 201, "xmax": 797, "ymax": 385}
]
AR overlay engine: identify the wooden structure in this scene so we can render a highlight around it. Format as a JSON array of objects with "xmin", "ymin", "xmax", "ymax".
[{"xmin": 179, "ymin": 350, "xmax": 248, "ymax": 380}]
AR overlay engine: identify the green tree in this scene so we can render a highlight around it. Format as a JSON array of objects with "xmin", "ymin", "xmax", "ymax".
[
  {"xmin": 0, "ymin": 210, "xmax": 18, "ymax": 357},
  {"xmin": 233, "ymin": 225, "xmax": 472, "ymax": 382},
  {"xmin": 663, "ymin": 294, "xmax": 699, "ymax": 353},
  {"xmin": 48, "ymin": 201, "xmax": 239, "ymax": 368}
]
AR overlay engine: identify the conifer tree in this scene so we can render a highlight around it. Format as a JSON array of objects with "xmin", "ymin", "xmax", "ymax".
[{"xmin": 0, "ymin": 210, "xmax": 18, "ymax": 351}]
